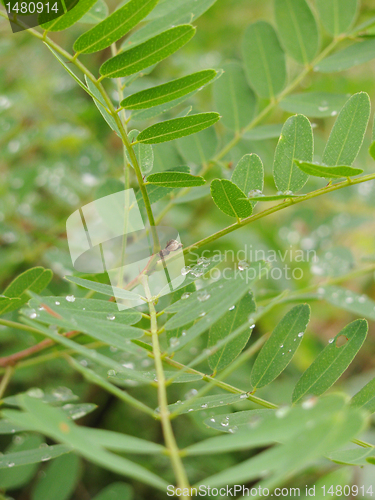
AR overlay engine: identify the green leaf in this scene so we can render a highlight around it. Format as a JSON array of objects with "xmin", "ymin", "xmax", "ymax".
[
  {"xmin": 0, "ymin": 443, "xmax": 71, "ymax": 472},
  {"xmin": 294, "ymin": 161, "xmax": 363, "ymax": 178},
  {"xmin": 121, "ymin": 70, "xmax": 216, "ymax": 110},
  {"xmin": 316, "ymin": 39, "xmax": 375, "ymax": 72},
  {"xmin": 177, "ymin": 126, "xmax": 218, "ymax": 165},
  {"xmin": 310, "ymin": 469, "xmax": 354, "ymax": 498},
  {"xmin": 0, "ymin": 267, "xmax": 52, "ymax": 315},
  {"xmin": 273, "ymin": 114, "xmax": 313, "ymax": 193},
  {"xmin": 274, "ymin": 0, "xmax": 319, "ymax": 64},
  {"xmin": 146, "ymin": 171, "xmax": 205, "ymax": 187},
  {"xmin": 292, "ymin": 319, "xmax": 368, "ymax": 403},
  {"xmin": 25, "ymin": 297, "xmax": 145, "ymax": 350},
  {"xmin": 41, "ymin": 0, "xmax": 98, "ymax": 32},
  {"xmin": 213, "ymin": 61, "xmax": 256, "ymax": 132},
  {"xmin": 210, "ymin": 179, "xmax": 252, "ymax": 219},
  {"xmin": 243, "ymin": 124, "xmax": 283, "ymax": 140},
  {"xmin": 186, "ymin": 394, "xmax": 346, "ymax": 453},
  {"xmin": 167, "ymin": 393, "xmax": 252, "ymax": 416},
  {"xmin": 199, "ymin": 406, "xmax": 365, "ymax": 488},
  {"xmin": 351, "ymin": 377, "xmax": 375, "ymax": 413},
  {"xmin": 80, "ymin": 428, "xmax": 165, "ymax": 454},
  {"xmin": 65, "ymin": 275, "xmax": 142, "ymax": 301},
  {"xmin": 251, "ymin": 304, "xmax": 310, "ymax": 389},
  {"xmin": 242, "ymin": 21, "xmax": 286, "ymax": 99},
  {"xmin": 93, "ymin": 483, "xmax": 133, "ymax": 500},
  {"xmin": 208, "ymin": 293, "xmax": 256, "ymax": 372},
  {"xmin": 74, "ymin": 0, "xmax": 158, "ymax": 54},
  {"xmin": 84, "ymin": 76, "xmax": 121, "ymax": 135},
  {"xmin": 280, "ymin": 92, "xmax": 348, "ymax": 118},
  {"xmin": 0, "ymin": 434, "xmax": 44, "ymax": 489},
  {"xmin": 45, "ymin": 46, "xmax": 101, "ymax": 104},
  {"xmin": 137, "ymin": 113, "xmax": 220, "ymax": 144},
  {"xmin": 32, "ymin": 454, "xmax": 81, "ymax": 500},
  {"xmin": 370, "ymin": 141, "xmax": 375, "ymax": 160},
  {"xmin": 124, "ymin": 0, "xmax": 216, "ymax": 47},
  {"xmin": 21, "ymin": 318, "xmax": 150, "ymax": 383},
  {"xmin": 315, "ymin": 0, "xmax": 358, "ymax": 36},
  {"xmin": 99, "ymin": 25, "xmax": 195, "ymax": 79},
  {"xmin": 322, "ymin": 286, "xmax": 375, "ymax": 321},
  {"xmin": 231, "ymin": 154, "xmax": 264, "ymax": 207},
  {"xmin": 79, "ymin": 0, "xmax": 108, "ymax": 24},
  {"xmin": 126, "ymin": 130, "xmax": 154, "ymax": 175},
  {"xmin": 328, "ymin": 447, "xmax": 375, "ymax": 466},
  {"xmin": 322, "ymin": 92, "xmax": 371, "ymax": 166},
  {"xmin": 4, "ymin": 397, "xmax": 168, "ymax": 490},
  {"xmin": 3, "ymin": 386, "xmax": 78, "ymax": 407},
  {"xmin": 165, "ymin": 263, "xmax": 267, "ymax": 354}
]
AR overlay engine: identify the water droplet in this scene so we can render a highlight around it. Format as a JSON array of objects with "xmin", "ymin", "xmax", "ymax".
[
  {"xmin": 275, "ymin": 406, "xmax": 289, "ymax": 418},
  {"xmin": 185, "ymin": 389, "xmax": 198, "ymax": 399},
  {"xmin": 181, "ymin": 292, "xmax": 191, "ymax": 300},
  {"xmin": 280, "ymin": 344, "xmax": 284, "ymax": 348},
  {"xmin": 238, "ymin": 260, "xmax": 250, "ymax": 271},
  {"xmin": 318, "ymin": 106, "xmax": 328, "ymax": 112},
  {"xmin": 358, "ymin": 295, "xmax": 366, "ymax": 303},
  {"xmin": 27, "ymin": 388, "xmax": 44, "ymax": 398},
  {"xmin": 210, "ymin": 418, "xmax": 215, "ymax": 422},
  {"xmin": 198, "ymin": 311, "xmax": 206, "ymax": 317},
  {"xmin": 221, "ymin": 422, "xmax": 229, "ymax": 427},
  {"xmin": 302, "ymin": 397, "xmax": 317, "ymax": 409},
  {"xmin": 331, "ymin": 110, "xmax": 338, "ymax": 116},
  {"xmin": 181, "ymin": 330, "xmax": 187, "ymax": 336},
  {"xmin": 188, "ymin": 408, "xmax": 194, "ymax": 412},
  {"xmin": 55, "ymin": 301, "xmax": 60, "ymax": 305},
  {"xmin": 328, "ymin": 338, "xmax": 335, "ymax": 344},
  {"xmin": 169, "ymin": 337, "xmax": 180, "ymax": 348},
  {"xmin": 107, "ymin": 313, "xmax": 116, "ymax": 321},
  {"xmin": 297, "ymin": 332, "xmax": 304, "ymax": 338},
  {"xmin": 345, "ymin": 297, "xmax": 354, "ymax": 304},
  {"xmin": 66, "ymin": 295, "xmax": 75, "ymax": 303},
  {"xmin": 228, "ymin": 305, "xmax": 235, "ymax": 311},
  {"xmin": 107, "ymin": 369, "xmax": 116, "ymax": 377},
  {"xmin": 197, "ymin": 290, "xmax": 210, "ymax": 302},
  {"xmin": 239, "ymin": 393, "xmax": 248, "ymax": 399},
  {"xmin": 281, "ymin": 352, "xmax": 285, "ymax": 356},
  {"xmin": 41, "ymin": 455, "xmax": 51, "ymax": 462},
  {"xmin": 181, "ymin": 266, "xmax": 191, "ymax": 276},
  {"xmin": 38, "ymin": 306, "xmax": 45, "ymax": 311},
  {"xmin": 29, "ymin": 311, "xmax": 38, "ymax": 319},
  {"xmin": 6, "ymin": 461, "xmax": 15, "ymax": 468},
  {"xmin": 122, "ymin": 362, "xmax": 134, "ymax": 369},
  {"xmin": 201, "ymin": 403, "xmax": 208, "ymax": 408}
]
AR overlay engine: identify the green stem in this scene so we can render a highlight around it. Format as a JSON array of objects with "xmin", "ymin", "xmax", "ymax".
[
  {"xmin": 141, "ymin": 276, "xmax": 190, "ymax": 492},
  {"xmin": 0, "ymin": 10, "xmax": 159, "ymax": 251},
  {"xmin": 213, "ymin": 37, "xmax": 343, "ymax": 163},
  {"xmin": 183, "ymin": 172, "xmax": 375, "ymax": 255},
  {"xmin": 0, "ymin": 366, "xmax": 13, "ymax": 400}
]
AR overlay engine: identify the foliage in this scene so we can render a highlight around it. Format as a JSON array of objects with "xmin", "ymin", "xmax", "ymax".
[{"xmin": 1, "ymin": 0, "xmax": 375, "ymax": 498}]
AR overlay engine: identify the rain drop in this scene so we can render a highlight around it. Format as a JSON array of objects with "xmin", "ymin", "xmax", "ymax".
[
  {"xmin": 107, "ymin": 314, "xmax": 116, "ymax": 321},
  {"xmin": 181, "ymin": 292, "xmax": 191, "ymax": 300},
  {"xmin": 228, "ymin": 305, "xmax": 235, "ymax": 311},
  {"xmin": 297, "ymin": 332, "xmax": 304, "ymax": 338},
  {"xmin": 66, "ymin": 295, "xmax": 75, "ymax": 303}
]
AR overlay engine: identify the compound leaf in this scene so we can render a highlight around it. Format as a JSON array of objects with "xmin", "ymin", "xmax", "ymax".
[
  {"xmin": 274, "ymin": 0, "xmax": 319, "ymax": 64},
  {"xmin": 213, "ymin": 61, "xmax": 256, "ymax": 132},
  {"xmin": 242, "ymin": 21, "xmax": 286, "ymax": 99},
  {"xmin": 99, "ymin": 25, "xmax": 195, "ymax": 79},
  {"xmin": 41, "ymin": 0, "xmax": 98, "ymax": 32},
  {"xmin": 146, "ymin": 171, "xmax": 205, "ymax": 187},
  {"xmin": 231, "ymin": 154, "xmax": 264, "ymax": 206},
  {"xmin": 292, "ymin": 319, "xmax": 368, "ymax": 403},
  {"xmin": 74, "ymin": 0, "xmax": 158, "ymax": 54},
  {"xmin": 208, "ymin": 293, "xmax": 256, "ymax": 372},
  {"xmin": 210, "ymin": 179, "xmax": 252, "ymax": 219},
  {"xmin": 137, "ymin": 113, "xmax": 220, "ymax": 144},
  {"xmin": 121, "ymin": 70, "xmax": 217, "ymax": 110},
  {"xmin": 294, "ymin": 161, "xmax": 363, "ymax": 178},
  {"xmin": 251, "ymin": 304, "xmax": 311, "ymax": 389},
  {"xmin": 315, "ymin": 0, "xmax": 358, "ymax": 36},
  {"xmin": 322, "ymin": 92, "xmax": 371, "ymax": 166},
  {"xmin": 273, "ymin": 114, "xmax": 313, "ymax": 193},
  {"xmin": 316, "ymin": 39, "xmax": 375, "ymax": 73}
]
